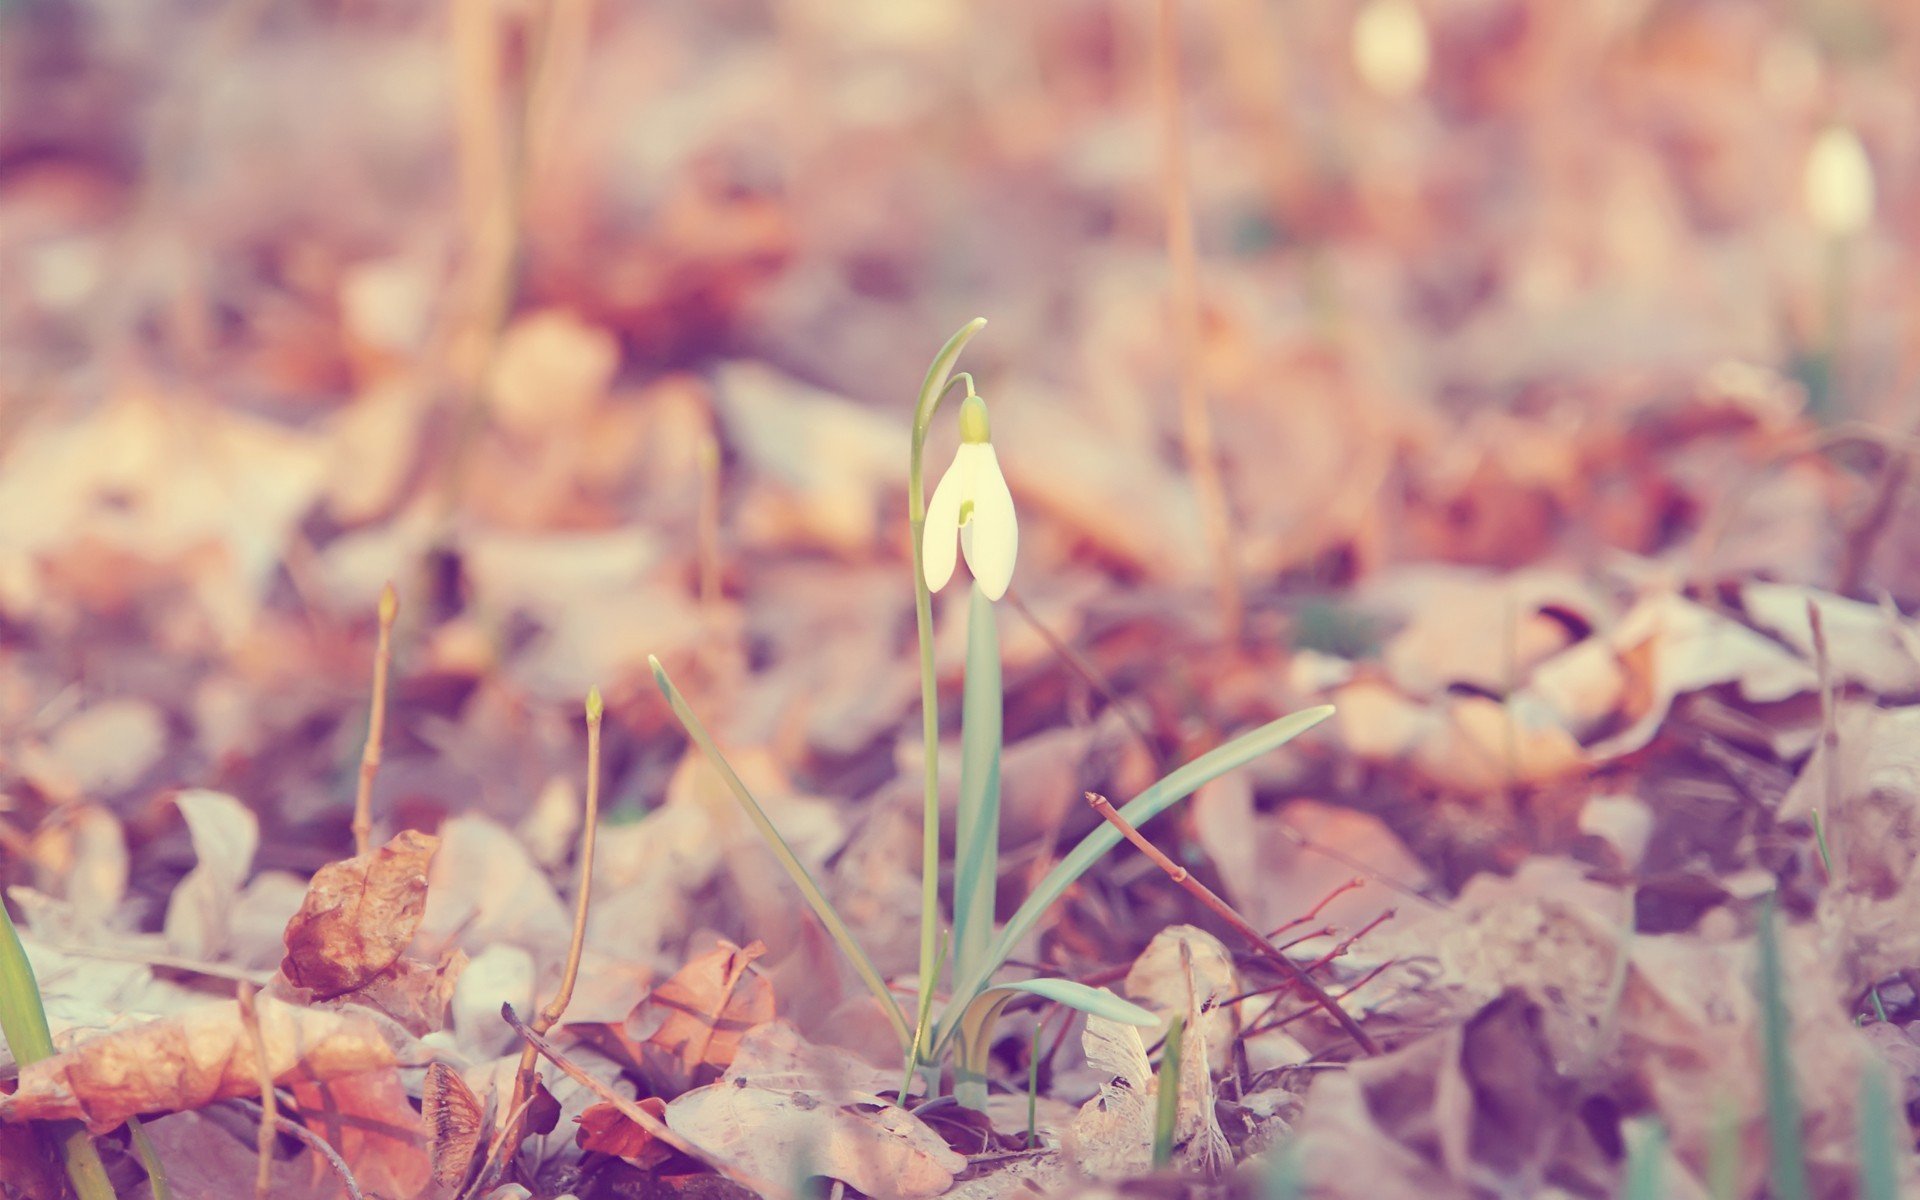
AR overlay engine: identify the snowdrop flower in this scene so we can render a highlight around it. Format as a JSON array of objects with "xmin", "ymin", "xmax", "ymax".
[
  {"xmin": 1804, "ymin": 125, "xmax": 1875, "ymax": 238},
  {"xmin": 923, "ymin": 393, "xmax": 1017, "ymax": 601},
  {"xmin": 1353, "ymin": 0, "xmax": 1430, "ymax": 100}
]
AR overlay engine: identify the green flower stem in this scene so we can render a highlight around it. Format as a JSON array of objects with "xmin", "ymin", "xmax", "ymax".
[
  {"xmin": 0, "ymin": 901, "xmax": 115, "ymax": 1200},
  {"xmin": 906, "ymin": 317, "xmax": 986, "ymax": 1071}
]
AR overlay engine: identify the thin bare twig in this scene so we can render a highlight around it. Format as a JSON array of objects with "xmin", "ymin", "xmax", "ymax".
[
  {"xmin": 1266, "ymin": 877, "xmax": 1365, "ymax": 938},
  {"xmin": 230, "ymin": 1100, "xmax": 362, "ymax": 1200},
  {"xmin": 1153, "ymin": 0, "xmax": 1241, "ymax": 641},
  {"xmin": 697, "ymin": 427, "xmax": 724, "ymax": 608},
  {"xmin": 1086, "ymin": 792, "xmax": 1380, "ymax": 1054},
  {"xmin": 352, "ymin": 584, "xmax": 398, "ymax": 858},
  {"xmin": 506, "ymin": 688, "xmax": 605, "ymax": 1149},
  {"xmin": 502, "ymin": 1005, "xmax": 796, "ymax": 1200},
  {"xmin": 234, "ymin": 984, "xmax": 276, "ymax": 1199},
  {"xmin": 1808, "ymin": 601, "xmax": 1844, "ymax": 884}
]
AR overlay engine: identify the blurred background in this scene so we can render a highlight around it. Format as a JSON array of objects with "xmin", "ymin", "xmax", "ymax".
[{"xmin": 2, "ymin": 0, "xmax": 1919, "ymax": 958}]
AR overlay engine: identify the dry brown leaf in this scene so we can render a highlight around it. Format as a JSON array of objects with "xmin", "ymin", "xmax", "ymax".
[
  {"xmin": 575, "ymin": 1096, "xmax": 673, "ymax": 1169},
  {"xmin": 625, "ymin": 938, "xmax": 774, "ymax": 1094},
  {"xmin": 0, "ymin": 995, "xmax": 394, "ymax": 1132},
  {"xmin": 280, "ymin": 830, "xmax": 439, "ymax": 998},
  {"xmin": 288, "ymin": 1067, "xmax": 431, "ymax": 1198}
]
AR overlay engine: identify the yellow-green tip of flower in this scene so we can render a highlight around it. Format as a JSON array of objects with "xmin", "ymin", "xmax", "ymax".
[
  {"xmin": 586, "ymin": 686, "xmax": 604, "ymax": 724},
  {"xmin": 958, "ymin": 393, "xmax": 991, "ymax": 444},
  {"xmin": 378, "ymin": 582, "xmax": 398, "ymax": 626}
]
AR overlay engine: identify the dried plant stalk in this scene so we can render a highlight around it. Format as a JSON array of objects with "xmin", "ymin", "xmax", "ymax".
[{"xmin": 352, "ymin": 583, "xmax": 398, "ymax": 858}]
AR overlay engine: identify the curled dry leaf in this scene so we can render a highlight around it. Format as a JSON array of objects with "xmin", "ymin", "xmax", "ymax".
[
  {"xmin": 576, "ymin": 1096, "xmax": 672, "ymax": 1169},
  {"xmin": 280, "ymin": 830, "xmax": 439, "ymax": 998},
  {"xmin": 1064, "ymin": 1015, "xmax": 1155, "ymax": 1177},
  {"xmin": 624, "ymin": 938, "xmax": 773, "ymax": 1094},
  {"xmin": 0, "ymin": 995, "xmax": 394, "ymax": 1132}
]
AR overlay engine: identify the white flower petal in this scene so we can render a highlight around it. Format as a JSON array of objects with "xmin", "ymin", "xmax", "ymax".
[
  {"xmin": 922, "ymin": 454, "xmax": 965, "ymax": 593},
  {"xmin": 958, "ymin": 444, "xmax": 1017, "ymax": 601}
]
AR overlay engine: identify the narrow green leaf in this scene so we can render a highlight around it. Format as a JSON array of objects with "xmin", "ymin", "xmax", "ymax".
[
  {"xmin": 2, "ymin": 902, "xmax": 116, "ymax": 1200},
  {"xmin": 1620, "ymin": 1118, "xmax": 1666, "ymax": 1200},
  {"xmin": 650, "ymin": 657, "xmax": 914, "ymax": 1052},
  {"xmin": 1860, "ymin": 1065, "xmax": 1900, "ymax": 1200},
  {"xmin": 936, "ymin": 705, "xmax": 1335, "ymax": 1051},
  {"xmin": 952, "ymin": 978, "xmax": 1156, "ymax": 1111},
  {"xmin": 952, "ymin": 583, "xmax": 1003, "ymax": 998},
  {"xmin": 1758, "ymin": 894, "xmax": 1809, "ymax": 1200},
  {"xmin": 1153, "ymin": 1014, "xmax": 1185, "ymax": 1168}
]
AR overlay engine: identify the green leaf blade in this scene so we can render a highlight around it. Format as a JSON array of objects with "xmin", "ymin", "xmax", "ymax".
[
  {"xmin": 937, "ymin": 704, "xmax": 1335, "ymax": 1050},
  {"xmin": 952, "ymin": 584, "xmax": 1003, "ymax": 999}
]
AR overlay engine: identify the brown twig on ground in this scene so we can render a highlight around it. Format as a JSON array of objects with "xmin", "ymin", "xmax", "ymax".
[
  {"xmin": 235, "ymin": 984, "xmax": 276, "ymax": 1199},
  {"xmin": 1244, "ymin": 957, "xmax": 1400, "ymax": 1039},
  {"xmin": 1085, "ymin": 792, "xmax": 1381, "ymax": 1054},
  {"xmin": 1266, "ymin": 877, "xmax": 1365, "ymax": 938},
  {"xmin": 351, "ymin": 584, "xmax": 398, "ymax": 858},
  {"xmin": 1808, "ymin": 600, "xmax": 1843, "ymax": 883},
  {"xmin": 1152, "ymin": 0, "xmax": 1242, "ymax": 642},
  {"xmin": 502, "ymin": 1005, "xmax": 796, "ymax": 1200},
  {"xmin": 230, "ymin": 1099, "xmax": 363, "ymax": 1200},
  {"xmin": 505, "ymin": 688, "xmax": 605, "ymax": 1151},
  {"xmin": 697, "ymin": 427, "xmax": 723, "ymax": 608}
]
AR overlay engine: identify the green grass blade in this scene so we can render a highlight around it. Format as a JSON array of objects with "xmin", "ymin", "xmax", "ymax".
[
  {"xmin": 1263, "ymin": 1139, "xmax": 1304, "ymax": 1199},
  {"xmin": 952, "ymin": 583, "xmax": 1003, "ymax": 1001},
  {"xmin": 2, "ymin": 900, "xmax": 116, "ymax": 1200},
  {"xmin": 1708, "ymin": 1093, "xmax": 1738, "ymax": 1200},
  {"xmin": 650, "ymin": 656, "xmax": 914, "ymax": 1052},
  {"xmin": 936, "ymin": 705, "xmax": 1335, "ymax": 1051},
  {"xmin": 1758, "ymin": 893, "xmax": 1809, "ymax": 1200},
  {"xmin": 953, "ymin": 978, "xmax": 1156, "ymax": 1111},
  {"xmin": 1621, "ymin": 1118, "xmax": 1666, "ymax": 1200},
  {"xmin": 1860, "ymin": 1065, "xmax": 1900, "ymax": 1200},
  {"xmin": 1152, "ymin": 1014, "xmax": 1185, "ymax": 1168}
]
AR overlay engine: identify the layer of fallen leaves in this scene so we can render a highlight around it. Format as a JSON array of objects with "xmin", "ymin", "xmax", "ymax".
[{"xmin": 6, "ymin": 0, "xmax": 1920, "ymax": 1196}]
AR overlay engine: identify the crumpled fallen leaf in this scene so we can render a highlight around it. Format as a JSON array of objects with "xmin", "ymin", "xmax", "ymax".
[
  {"xmin": 575, "ymin": 1096, "xmax": 672, "ymax": 1169},
  {"xmin": 1064, "ymin": 1015, "xmax": 1154, "ymax": 1177},
  {"xmin": 664, "ymin": 1021, "xmax": 963, "ymax": 1199},
  {"xmin": 288, "ymin": 1067, "xmax": 430, "ymax": 1198},
  {"xmin": 280, "ymin": 830, "xmax": 439, "ymax": 998},
  {"xmin": 624, "ymin": 938, "xmax": 773, "ymax": 1094},
  {"xmin": 0, "ymin": 995, "xmax": 394, "ymax": 1132}
]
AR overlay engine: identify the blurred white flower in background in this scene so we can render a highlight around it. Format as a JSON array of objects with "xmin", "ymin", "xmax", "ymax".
[
  {"xmin": 1804, "ymin": 125, "xmax": 1875, "ymax": 238},
  {"xmin": 1353, "ymin": 0, "xmax": 1431, "ymax": 100}
]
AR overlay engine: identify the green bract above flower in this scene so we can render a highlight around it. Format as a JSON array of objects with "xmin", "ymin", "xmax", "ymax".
[{"xmin": 923, "ymin": 394, "xmax": 1017, "ymax": 601}]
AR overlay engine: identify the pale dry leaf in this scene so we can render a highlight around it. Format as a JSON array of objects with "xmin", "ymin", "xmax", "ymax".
[
  {"xmin": 1064, "ymin": 1015, "xmax": 1154, "ymax": 1177},
  {"xmin": 0, "ymin": 995, "xmax": 394, "ymax": 1132},
  {"xmin": 280, "ymin": 830, "xmax": 439, "ymax": 999},
  {"xmin": 665, "ymin": 1078, "xmax": 965, "ymax": 1200},
  {"xmin": 1781, "ymin": 704, "xmax": 1920, "ymax": 985},
  {"xmin": 28, "ymin": 804, "xmax": 128, "ymax": 927},
  {"xmin": 1192, "ymin": 793, "xmax": 1426, "ymax": 949},
  {"xmin": 33, "ymin": 699, "xmax": 166, "ymax": 799},
  {"xmin": 1124, "ymin": 925, "xmax": 1238, "ymax": 1073},
  {"xmin": 1590, "ymin": 591, "xmax": 1816, "ymax": 759},
  {"xmin": 714, "ymin": 362, "xmax": 900, "ymax": 554},
  {"xmin": 719, "ymin": 1020, "xmax": 897, "ymax": 1099},
  {"xmin": 625, "ymin": 938, "xmax": 774, "ymax": 1094},
  {"xmin": 413, "ymin": 815, "xmax": 572, "ymax": 961},
  {"xmin": 163, "ymin": 790, "xmax": 258, "ymax": 961},
  {"xmin": 1743, "ymin": 582, "xmax": 1920, "ymax": 696},
  {"xmin": 132, "ymin": 1110, "xmax": 326, "ymax": 1200},
  {"xmin": 452, "ymin": 944, "xmax": 536, "ymax": 1059}
]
